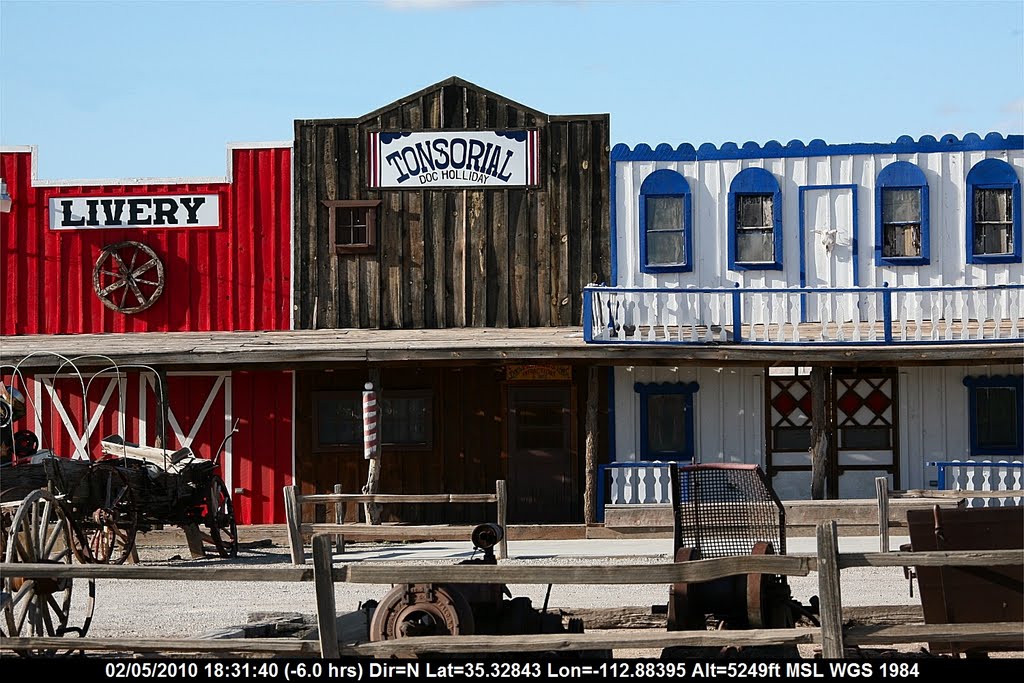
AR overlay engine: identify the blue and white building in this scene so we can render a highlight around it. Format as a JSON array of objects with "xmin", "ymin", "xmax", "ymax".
[{"xmin": 586, "ymin": 133, "xmax": 1023, "ymax": 502}]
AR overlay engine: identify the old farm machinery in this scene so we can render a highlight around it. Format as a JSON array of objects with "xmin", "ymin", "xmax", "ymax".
[
  {"xmin": 365, "ymin": 523, "xmax": 602, "ymax": 654},
  {"xmin": 663, "ymin": 464, "xmax": 818, "ymax": 656},
  {"xmin": 0, "ymin": 361, "xmax": 238, "ymax": 651}
]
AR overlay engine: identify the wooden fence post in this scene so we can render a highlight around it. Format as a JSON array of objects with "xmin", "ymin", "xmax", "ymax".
[
  {"xmin": 496, "ymin": 479, "xmax": 509, "ymax": 560},
  {"xmin": 333, "ymin": 484, "xmax": 346, "ymax": 554},
  {"xmin": 283, "ymin": 485, "xmax": 305, "ymax": 565},
  {"xmin": 312, "ymin": 535, "xmax": 340, "ymax": 659},
  {"xmin": 816, "ymin": 520, "xmax": 845, "ymax": 659},
  {"xmin": 874, "ymin": 477, "xmax": 890, "ymax": 552}
]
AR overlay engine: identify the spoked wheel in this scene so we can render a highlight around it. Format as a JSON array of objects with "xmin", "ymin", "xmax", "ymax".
[
  {"xmin": 73, "ymin": 463, "xmax": 139, "ymax": 564},
  {"xmin": 3, "ymin": 489, "xmax": 96, "ymax": 656},
  {"xmin": 92, "ymin": 240, "xmax": 165, "ymax": 314},
  {"xmin": 203, "ymin": 476, "xmax": 238, "ymax": 558}
]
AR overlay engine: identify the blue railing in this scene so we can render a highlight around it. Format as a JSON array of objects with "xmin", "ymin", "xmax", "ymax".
[
  {"xmin": 583, "ymin": 283, "xmax": 1023, "ymax": 345},
  {"xmin": 930, "ymin": 459, "xmax": 1023, "ymax": 508}
]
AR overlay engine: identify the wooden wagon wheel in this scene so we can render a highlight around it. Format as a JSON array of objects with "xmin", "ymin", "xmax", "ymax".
[
  {"xmin": 3, "ymin": 489, "xmax": 96, "ymax": 656},
  {"xmin": 71, "ymin": 463, "xmax": 139, "ymax": 565},
  {"xmin": 203, "ymin": 475, "xmax": 238, "ymax": 558},
  {"xmin": 92, "ymin": 241, "xmax": 165, "ymax": 314}
]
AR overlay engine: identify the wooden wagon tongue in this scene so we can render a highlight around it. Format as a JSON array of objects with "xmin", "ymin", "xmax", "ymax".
[{"xmin": 100, "ymin": 435, "xmax": 195, "ymax": 472}]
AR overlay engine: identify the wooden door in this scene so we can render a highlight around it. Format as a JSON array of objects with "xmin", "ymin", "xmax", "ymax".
[{"xmin": 507, "ymin": 386, "xmax": 573, "ymax": 523}]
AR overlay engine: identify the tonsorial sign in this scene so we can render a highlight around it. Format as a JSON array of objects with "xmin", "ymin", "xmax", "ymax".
[
  {"xmin": 368, "ymin": 130, "xmax": 539, "ymax": 189},
  {"xmin": 49, "ymin": 195, "xmax": 219, "ymax": 230}
]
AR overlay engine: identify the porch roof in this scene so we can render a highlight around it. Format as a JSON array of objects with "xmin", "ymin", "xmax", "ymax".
[{"xmin": 1, "ymin": 328, "xmax": 1019, "ymax": 370}]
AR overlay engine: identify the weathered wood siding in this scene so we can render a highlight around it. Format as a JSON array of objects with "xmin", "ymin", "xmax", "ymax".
[
  {"xmin": 294, "ymin": 364, "xmax": 608, "ymax": 524},
  {"xmin": 613, "ymin": 138, "xmax": 1022, "ymax": 290},
  {"xmin": 294, "ymin": 78, "xmax": 610, "ymax": 329}
]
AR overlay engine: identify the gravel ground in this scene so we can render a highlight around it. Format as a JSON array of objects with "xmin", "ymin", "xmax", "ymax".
[{"xmin": 64, "ymin": 539, "xmax": 939, "ymax": 659}]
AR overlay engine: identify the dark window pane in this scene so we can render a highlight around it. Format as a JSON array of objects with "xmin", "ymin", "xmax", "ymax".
[
  {"xmin": 841, "ymin": 426, "xmax": 892, "ymax": 450},
  {"xmin": 647, "ymin": 196, "xmax": 682, "ymax": 231},
  {"xmin": 515, "ymin": 401, "xmax": 567, "ymax": 450},
  {"xmin": 774, "ymin": 426, "xmax": 812, "ymax": 451},
  {"xmin": 335, "ymin": 208, "xmax": 370, "ymax": 246},
  {"xmin": 976, "ymin": 188, "xmax": 1012, "ymax": 222},
  {"xmin": 647, "ymin": 231, "xmax": 685, "ymax": 266},
  {"xmin": 882, "ymin": 189, "xmax": 921, "ymax": 223},
  {"xmin": 737, "ymin": 229, "xmax": 774, "ymax": 262},
  {"xmin": 646, "ymin": 394, "xmax": 688, "ymax": 455},
  {"xmin": 737, "ymin": 194, "xmax": 772, "ymax": 228},
  {"xmin": 316, "ymin": 397, "xmax": 360, "ymax": 446},
  {"xmin": 977, "ymin": 387, "xmax": 1019, "ymax": 450},
  {"xmin": 381, "ymin": 396, "xmax": 431, "ymax": 446},
  {"xmin": 883, "ymin": 224, "xmax": 921, "ymax": 257}
]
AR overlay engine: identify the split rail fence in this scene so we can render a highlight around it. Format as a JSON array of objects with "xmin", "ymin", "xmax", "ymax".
[
  {"xmin": 282, "ymin": 481, "xmax": 508, "ymax": 564},
  {"xmin": 1, "ymin": 521, "xmax": 1021, "ymax": 658}
]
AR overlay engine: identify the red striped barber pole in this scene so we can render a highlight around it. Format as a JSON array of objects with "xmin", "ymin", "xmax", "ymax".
[{"xmin": 363, "ymin": 382, "xmax": 378, "ymax": 460}]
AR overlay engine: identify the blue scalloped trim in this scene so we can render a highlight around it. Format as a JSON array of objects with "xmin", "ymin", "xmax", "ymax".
[{"xmin": 610, "ymin": 132, "xmax": 1024, "ymax": 162}]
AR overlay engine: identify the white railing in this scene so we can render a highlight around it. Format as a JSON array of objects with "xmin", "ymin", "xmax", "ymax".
[
  {"xmin": 597, "ymin": 461, "xmax": 677, "ymax": 520},
  {"xmin": 931, "ymin": 459, "xmax": 1023, "ymax": 508},
  {"xmin": 584, "ymin": 284, "xmax": 1024, "ymax": 345}
]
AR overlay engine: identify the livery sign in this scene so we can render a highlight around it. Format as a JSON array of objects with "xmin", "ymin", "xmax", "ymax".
[
  {"xmin": 368, "ymin": 130, "xmax": 539, "ymax": 189},
  {"xmin": 49, "ymin": 195, "xmax": 220, "ymax": 230}
]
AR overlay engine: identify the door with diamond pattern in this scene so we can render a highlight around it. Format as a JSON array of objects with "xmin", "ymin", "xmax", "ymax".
[{"xmin": 766, "ymin": 368, "xmax": 898, "ymax": 499}]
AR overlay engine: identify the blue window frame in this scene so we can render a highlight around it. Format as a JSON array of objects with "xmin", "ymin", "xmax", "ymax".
[
  {"xmin": 963, "ymin": 376, "xmax": 1023, "ymax": 457},
  {"xmin": 639, "ymin": 169, "xmax": 692, "ymax": 273},
  {"xmin": 635, "ymin": 381, "xmax": 699, "ymax": 461},
  {"xmin": 966, "ymin": 158, "xmax": 1022, "ymax": 264},
  {"xmin": 728, "ymin": 168, "xmax": 783, "ymax": 270},
  {"xmin": 875, "ymin": 161, "xmax": 930, "ymax": 266}
]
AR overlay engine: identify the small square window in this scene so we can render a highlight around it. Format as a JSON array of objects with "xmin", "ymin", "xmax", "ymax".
[
  {"xmin": 323, "ymin": 200, "xmax": 381, "ymax": 254},
  {"xmin": 973, "ymin": 188, "xmax": 1014, "ymax": 256},
  {"xmin": 313, "ymin": 389, "xmax": 433, "ymax": 452},
  {"xmin": 635, "ymin": 382, "xmax": 699, "ymax": 461},
  {"xmin": 964, "ymin": 376, "xmax": 1023, "ymax": 457}
]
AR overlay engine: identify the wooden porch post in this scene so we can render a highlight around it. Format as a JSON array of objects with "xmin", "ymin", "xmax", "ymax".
[
  {"xmin": 583, "ymin": 366, "xmax": 599, "ymax": 525},
  {"xmin": 810, "ymin": 366, "xmax": 830, "ymax": 500}
]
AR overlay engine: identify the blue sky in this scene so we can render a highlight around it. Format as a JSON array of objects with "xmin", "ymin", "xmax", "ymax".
[{"xmin": 2, "ymin": 0, "xmax": 1022, "ymax": 180}]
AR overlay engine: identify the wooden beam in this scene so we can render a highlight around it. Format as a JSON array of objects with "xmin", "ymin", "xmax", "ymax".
[
  {"xmin": 845, "ymin": 621, "xmax": 1024, "ymax": 646},
  {"xmin": 299, "ymin": 493, "xmax": 497, "ymax": 504},
  {"xmin": 839, "ymin": 549, "xmax": 1023, "ymax": 568},
  {"xmin": 809, "ymin": 367, "xmax": 829, "ymax": 500},
  {"xmin": 283, "ymin": 485, "xmax": 306, "ymax": 565},
  {"xmin": 875, "ymin": 477, "xmax": 889, "ymax": 552},
  {"xmin": 312, "ymin": 535, "xmax": 340, "ymax": 658},
  {"xmin": 0, "ymin": 637, "xmax": 319, "ymax": 655},
  {"xmin": 333, "ymin": 484, "xmax": 346, "ymax": 554},
  {"xmin": 300, "ymin": 524, "xmax": 479, "ymax": 541},
  {"xmin": 583, "ymin": 365, "xmax": 599, "ymax": 525},
  {"xmin": 0, "ymin": 563, "xmax": 313, "ymax": 581},
  {"xmin": 817, "ymin": 520, "xmax": 844, "ymax": 659},
  {"xmin": 496, "ymin": 479, "xmax": 508, "ymax": 560}
]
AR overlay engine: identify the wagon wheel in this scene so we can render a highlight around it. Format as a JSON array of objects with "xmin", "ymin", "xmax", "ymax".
[
  {"xmin": 92, "ymin": 241, "xmax": 165, "ymax": 314},
  {"xmin": 203, "ymin": 475, "xmax": 238, "ymax": 558},
  {"xmin": 72, "ymin": 463, "xmax": 139, "ymax": 565},
  {"xmin": 3, "ymin": 489, "xmax": 96, "ymax": 656}
]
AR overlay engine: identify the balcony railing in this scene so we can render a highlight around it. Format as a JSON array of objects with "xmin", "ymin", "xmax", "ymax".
[{"xmin": 583, "ymin": 284, "xmax": 1023, "ymax": 345}]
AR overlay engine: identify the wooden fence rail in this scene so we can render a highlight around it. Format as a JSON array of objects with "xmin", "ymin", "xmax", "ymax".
[
  {"xmin": 1, "ymin": 523, "xmax": 1021, "ymax": 658},
  {"xmin": 282, "ymin": 480, "xmax": 508, "ymax": 564}
]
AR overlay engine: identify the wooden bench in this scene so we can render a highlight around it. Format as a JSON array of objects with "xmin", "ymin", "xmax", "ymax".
[{"xmin": 282, "ymin": 481, "xmax": 508, "ymax": 564}]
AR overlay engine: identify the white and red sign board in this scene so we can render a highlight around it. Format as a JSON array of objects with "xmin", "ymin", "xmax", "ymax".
[
  {"xmin": 368, "ymin": 130, "xmax": 539, "ymax": 189},
  {"xmin": 49, "ymin": 194, "xmax": 220, "ymax": 230}
]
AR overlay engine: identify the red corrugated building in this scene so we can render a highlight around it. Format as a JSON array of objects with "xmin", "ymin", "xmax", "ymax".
[{"xmin": 0, "ymin": 144, "xmax": 294, "ymax": 524}]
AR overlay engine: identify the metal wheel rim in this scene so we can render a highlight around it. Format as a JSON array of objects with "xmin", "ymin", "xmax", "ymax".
[
  {"xmin": 75, "ymin": 462, "xmax": 139, "ymax": 564},
  {"xmin": 3, "ymin": 489, "xmax": 96, "ymax": 656},
  {"xmin": 206, "ymin": 476, "xmax": 238, "ymax": 558},
  {"xmin": 92, "ymin": 241, "xmax": 165, "ymax": 314}
]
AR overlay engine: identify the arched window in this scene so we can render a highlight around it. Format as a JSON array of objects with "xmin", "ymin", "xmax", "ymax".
[
  {"xmin": 639, "ymin": 169, "xmax": 692, "ymax": 273},
  {"xmin": 966, "ymin": 158, "xmax": 1022, "ymax": 264},
  {"xmin": 875, "ymin": 161, "xmax": 930, "ymax": 266},
  {"xmin": 728, "ymin": 168, "xmax": 783, "ymax": 270}
]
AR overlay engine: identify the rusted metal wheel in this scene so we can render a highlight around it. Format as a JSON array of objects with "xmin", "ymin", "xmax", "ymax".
[
  {"xmin": 204, "ymin": 475, "xmax": 238, "ymax": 558},
  {"xmin": 92, "ymin": 241, "xmax": 165, "ymax": 314},
  {"xmin": 3, "ymin": 489, "xmax": 96, "ymax": 656},
  {"xmin": 72, "ymin": 463, "xmax": 138, "ymax": 565},
  {"xmin": 746, "ymin": 541, "xmax": 776, "ymax": 628},
  {"xmin": 369, "ymin": 583, "xmax": 476, "ymax": 643},
  {"xmin": 667, "ymin": 546, "xmax": 705, "ymax": 631}
]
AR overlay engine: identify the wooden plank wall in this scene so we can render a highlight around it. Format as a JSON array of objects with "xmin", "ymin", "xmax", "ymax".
[{"xmin": 294, "ymin": 81, "xmax": 610, "ymax": 330}]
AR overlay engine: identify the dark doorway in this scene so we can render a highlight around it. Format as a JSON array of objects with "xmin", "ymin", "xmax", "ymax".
[{"xmin": 507, "ymin": 386, "xmax": 574, "ymax": 523}]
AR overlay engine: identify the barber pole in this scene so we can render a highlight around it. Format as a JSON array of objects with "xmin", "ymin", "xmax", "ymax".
[{"xmin": 363, "ymin": 382, "xmax": 378, "ymax": 460}]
